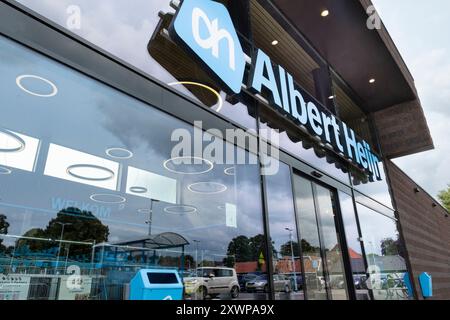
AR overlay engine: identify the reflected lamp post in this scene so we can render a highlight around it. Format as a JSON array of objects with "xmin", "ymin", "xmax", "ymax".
[
  {"xmin": 145, "ymin": 199, "xmax": 159, "ymax": 236},
  {"xmin": 285, "ymin": 227, "xmax": 298, "ymax": 292},
  {"xmin": 193, "ymin": 239, "xmax": 200, "ymax": 269},
  {"xmin": 55, "ymin": 222, "xmax": 72, "ymax": 274}
]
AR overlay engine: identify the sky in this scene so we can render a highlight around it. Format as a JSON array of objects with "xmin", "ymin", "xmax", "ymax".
[
  {"xmin": 372, "ymin": 0, "xmax": 450, "ymax": 200},
  {"xmin": 14, "ymin": 0, "xmax": 450, "ymax": 201}
]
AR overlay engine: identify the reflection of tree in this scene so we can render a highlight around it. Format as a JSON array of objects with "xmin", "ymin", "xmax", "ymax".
[
  {"xmin": 380, "ymin": 237, "xmax": 405, "ymax": 258},
  {"xmin": 280, "ymin": 241, "xmax": 299, "ymax": 257},
  {"xmin": 223, "ymin": 234, "xmax": 275, "ymax": 268},
  {"xmin": 17, "ymin": 207, "xmax": 109, "ymax": 257},
  {"xmin": 0, "ymin": 214, "xmax": 9, "ymax": 253},
  {"xmin": 298, "ymin": 239, "xmax": 321, "ymax": 254}
]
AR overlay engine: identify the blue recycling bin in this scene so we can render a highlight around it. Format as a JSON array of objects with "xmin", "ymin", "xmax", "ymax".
[
  {"xmin": 129, "ymin": 269, "xmax": 183, "ymax": 300},
  {"xmin": 419, "ymin": 272, "xmax": 433, "ymax": 298}
]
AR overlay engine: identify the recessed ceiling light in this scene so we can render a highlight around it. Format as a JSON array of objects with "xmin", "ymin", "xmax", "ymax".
[
  {"xmin": 271, "ymin": 40, "xmax": 279, "ymax": 46},
  {"xmin": 369, "ymin": 78, "xmax": 376, "ymax": 84},
  {"xmin": 0, "ymin": 128, "xmax": 26, "ymax": 153},
  {"xmin": 164, "ymin": 205, "xmax": 197, "ymax": 215},
  {"xmin": 168, "ymin": 81, "xmax": 223, "ymax": 112},
  {"xmin": 328, "ymin": 95, "xmax": 335, "ymax": 100},
  {"xmin": 163, "ymin": 156, "xmax": 214, "ymax": 175},
  {"xmin": 129, "ymin": 186, "xmax": 148, "ymax": 194},
  {"xmin": 224, "ymin": 167, "xmax": 235, "ymax": 176},
  {"xmin": 90, "ymin": 194, "xmax": 126, "ymax": 204},
  {"xmin": 16, "ymin": 74, "xmax": 58, "ymax": 98},
  {"xmin": 321, "ymin": 9, "xmax": 329, "ymax": 17},
  {"xmin": 0, "ymin": 166, "xmax": 12, "ymax": 175},
  {"xmin": 187, "ymin": 182, "xmax": 227, "ymax": 195},
  {"xmin": 66, "ymin": 164, "xmax": 115, "ymax": 182},
  {"xmin": 105, "ymin": 147, "xmax": 133, "ymax": 159}
]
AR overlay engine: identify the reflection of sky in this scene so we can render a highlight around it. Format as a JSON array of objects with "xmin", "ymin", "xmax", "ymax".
[
  {"xmin": 294, "ymin": 176, "xmax": 321, "ymax": 249},
  {"xmin": 16, "ymin": 0, "xmax": 257, "ymax": 130},
  {"xmin": 0, "ymin": 35, "xmax": 264, "ymax": 256},
  {"xmin": 339, "ymin": 192, "xmax": 362, "ymax": 255},
  {"xmin": 357, "ymin": 204, "xmax": 398, "ymax": 256},
  {"xmin": 265, "ymin": 163, "xmax": 297, "ymax": 257}
]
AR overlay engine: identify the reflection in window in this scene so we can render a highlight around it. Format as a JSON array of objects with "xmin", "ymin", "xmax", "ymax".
[
  {"xmin": 352, "ymin": 162, "xmax": 393, "ymax": 209},
  {"xmin": 293, "ymin": 176, "xmax": 327, "ymax": 300},
  {"xmin": 339, "ymin": 191, "xmax": 369, "ymax": 300},
  {"xmin": 18, "ymin": 0, "xmax": 257, "ymax": 131},
  {"xmin": 0, "ymin": 35, "xmax": 266, "ymax": 300},
  {"xmin": 315, "ymin": 185, "xmax": 348, "ymax": 300},
  {"xmin": 356, "ymin": 203, "xmax": 409, "ymax": 300},
  {"xmin": 294, "ymin": 175, "xmax": 349, "ymax": 300},
  {"xmin": 266, "ymin": 162, "xmax": 304, "ymax": 300}
]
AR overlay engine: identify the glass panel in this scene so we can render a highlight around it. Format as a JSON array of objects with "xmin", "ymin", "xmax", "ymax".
[
  {"xmin": 17, "ymin": 0, "xmax": 258, "ymax": 131},
  {"xmin": 266, "ymin": 161, "xmax": 304, "ymax": 300},
  {"xmin": 315, "ymin": 185, "xmax": 348, "ymax": 300},
  {"xmin": 0, "ymin": 35, "xmax": 267, "ymax": 300},
  {"xmin": 293, "ymin": 176, "xmax": 327, "ymax": 300},
  {"xmin": 339, "ymin": 192, "xmax": 370, "ymax": 300},
  {"xmin": 356, "ymin": 203, "xmax": 409, "ymax": 300},
  {"xmin": 352, "ymin": 162, "xmax": 393, "ymax": 209},
  {"xmin": 259, "ymin": 121, "xmax": 350, "ymax": 184}
]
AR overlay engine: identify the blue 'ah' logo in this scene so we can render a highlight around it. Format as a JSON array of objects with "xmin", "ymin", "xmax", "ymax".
[{"xmin": 171, "ymin": 0, "xmax": 246, "ymax": 94}]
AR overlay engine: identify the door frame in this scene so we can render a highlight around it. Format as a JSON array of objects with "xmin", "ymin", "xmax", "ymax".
[{"xmin": 291, "ymin": 169, "xmax": 356, "ymax": 300}]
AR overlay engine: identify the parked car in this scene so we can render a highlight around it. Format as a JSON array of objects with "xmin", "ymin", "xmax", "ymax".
[
  {"xmin": 286, "ymin": 273, "xmax": 303, "ymax": 291},
  {"xmin": 237, "ymin": 273, "xmax": 259, "ymax": 292},
  {"xmin": 183, "ymin": 267, "xmax": 240, "ymax": 300},
  {"xmin": 354, "ymin": 275, "xmax": 368, "ymax": 289},
  {"xmin": 246, "ymin": 274, "xmax": 292, "ymax": 293}
]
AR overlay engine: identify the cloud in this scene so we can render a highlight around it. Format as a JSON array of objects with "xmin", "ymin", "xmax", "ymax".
[
  {"xmin": 17, "ymin": 0, "xmax": 450, "ymax": 201},
  {"xmin": 372, "ymin": 0, "xmax": 450, "ymax": 199}
]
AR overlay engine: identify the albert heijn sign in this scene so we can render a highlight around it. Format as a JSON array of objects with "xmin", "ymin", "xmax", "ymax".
[{"xmin": 169, "ymin": 0, "xmax": 382, "ymax": 181}]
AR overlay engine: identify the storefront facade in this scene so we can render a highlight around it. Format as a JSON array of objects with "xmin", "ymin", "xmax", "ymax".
[{"xmin": 0, "ymin": 0, "xmax": 443, "ymax": 300}]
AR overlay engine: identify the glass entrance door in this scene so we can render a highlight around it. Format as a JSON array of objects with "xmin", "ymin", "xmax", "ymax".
[{"xmin": 293, "ymin": 174, "xmax": 349, "ymax": 300}]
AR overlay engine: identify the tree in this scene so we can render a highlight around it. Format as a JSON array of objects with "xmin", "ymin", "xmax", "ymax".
[
  {"xmin": 380, "ymin": 236, "xmax": 405, "ymax": 258},
  {"xmin": 224, "ymin": 234, "xmax": 276, "ymax": 268},
  {"xmin": 17, "ymin": 207, "xmax": 109, "ymax": 257},
  {"xmin": 438, "ymin": 185, "xmax": 450, "ymax": 212},
  {"xmin": 280, "ymin": 241, "xmax": 300, "ymax": 257}
]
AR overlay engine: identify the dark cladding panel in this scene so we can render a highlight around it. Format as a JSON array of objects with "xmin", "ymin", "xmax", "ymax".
[
  {"xmin": 372, "ymin": 99, "xmax": 434, "ymax": 159},
  {"xmin": 386, "ymin": 161, "xmax": 450, "ymax": 300}
]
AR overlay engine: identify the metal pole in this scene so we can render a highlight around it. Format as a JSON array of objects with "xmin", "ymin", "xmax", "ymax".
[
  {"xmin": 55, "ymin": 224, "xmax": 64, "ymax": 274},
  {"xmin": 64, "ymin": 244, "xmax": 70, "ymax": 270},
  {"xmin": 148, "ymin": 199, "xmax": 153, "ymax": 236},
  {"xmin": 286, "ymin": 228, "xmax": 298, "ymax": 292}
]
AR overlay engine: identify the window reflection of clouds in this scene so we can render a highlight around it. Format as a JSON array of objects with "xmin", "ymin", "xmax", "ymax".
[
  {"xmin": 339, "ymin": 192, "xmax": 362, "ymax": 255},
  {"xmin": 0, "ymin": 34, "xmax": 265, "ymax": 290},
  {"xmin": 17, "ymin": 0, "xmax": 257, "ymax": 130},
  {"xmin": 357, "ymin": 204, "xmax": 398, "ymax": 256}
]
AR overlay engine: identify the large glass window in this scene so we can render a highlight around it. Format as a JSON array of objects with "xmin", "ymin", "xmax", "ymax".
[
  {"xmin": 17, "ymin": 0, "xmax": 258, "ymax": 131},
  {"xmin": 352, "ymin": 163, "xmax": 394, "ymax": 209},
  {"xmin": 293, "ymin": 176, "xmax": 326, "ymax": 300},
  {"xmin": 314, "ymin": 185, "xmax": 348, "ymax": 300},
  {"xmin": 266, "ymin": 162, "xmax": 304, "ymax": 300},
  {"xmin": 356, "ymin": 203, "xmax": 409, "ymax": 300},
  {"xmin": 293, "ymin": 175, "xmax": 349, "ymax": 300},
  {"xmin": 0, "ymin": 35, "xmax": 266, "ymax": 300},
  {"xmin": 339, "ymin": 191, "xmax": 369, "ymax": 300}
]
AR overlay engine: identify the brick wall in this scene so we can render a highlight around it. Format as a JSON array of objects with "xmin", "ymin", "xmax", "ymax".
[{"xmin": 386, "ymin": 160, "xmax": 450, "ymax": 299}]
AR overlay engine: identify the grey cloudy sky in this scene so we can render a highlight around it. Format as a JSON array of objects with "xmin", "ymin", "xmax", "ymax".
[
  {"xmin": 15, "ymin": 0, "xmax": 450, "ymax": 200},
  {"xmin": 373, "ymin": 0, "xmax": 450, "ymax": 199}
]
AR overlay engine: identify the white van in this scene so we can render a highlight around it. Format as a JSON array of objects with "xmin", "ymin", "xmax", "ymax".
[{"xmin": 184, "ymin": 267, "xmax": 240, "ymax": 299}]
